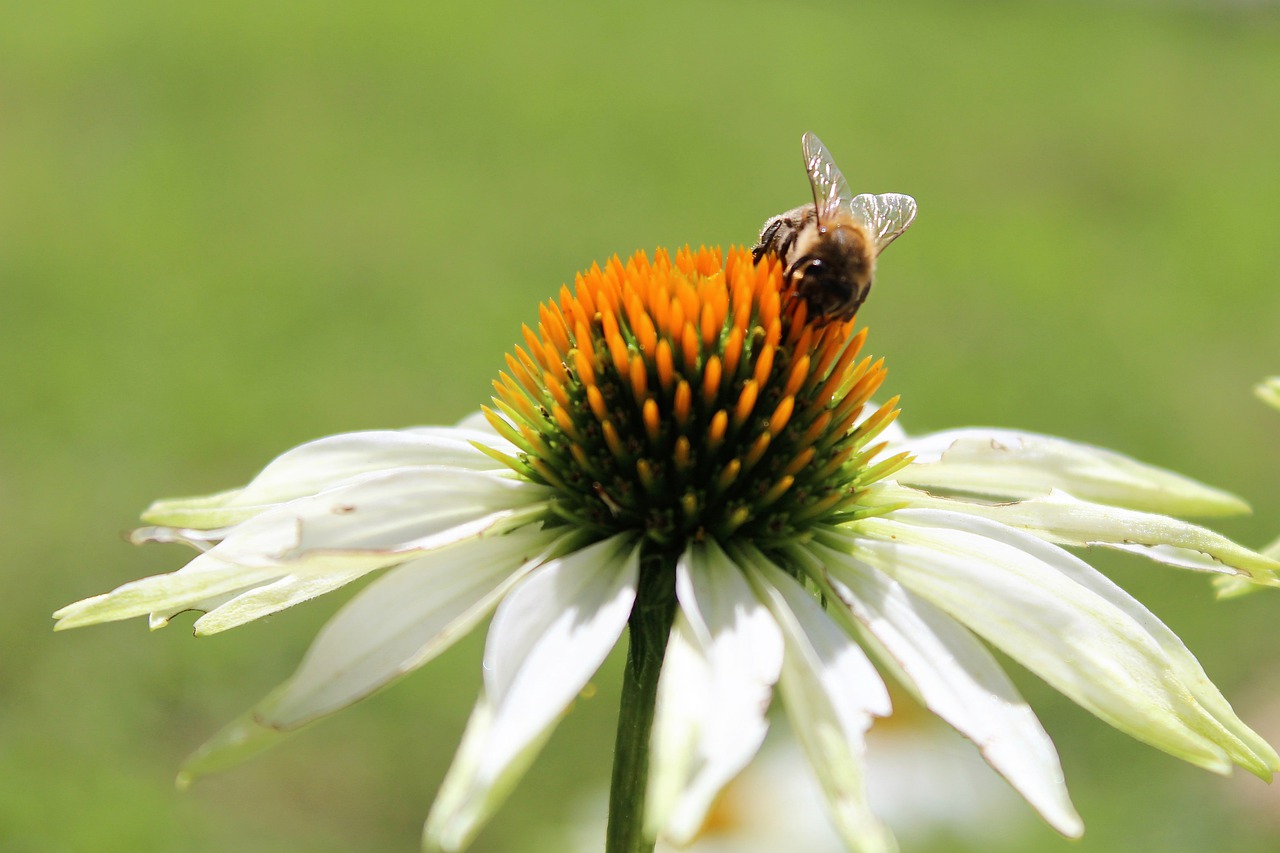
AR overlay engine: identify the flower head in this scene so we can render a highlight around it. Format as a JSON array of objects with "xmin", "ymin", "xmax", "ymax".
[{"xmin": 57, "ymin": 246, "xmax": 1280, "ymax": 853}]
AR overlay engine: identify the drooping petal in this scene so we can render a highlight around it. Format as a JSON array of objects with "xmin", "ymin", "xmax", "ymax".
[
  {"xmin": 54, "ymin": 469, "xmax": 548, "ymax": 631},
  {"xmin": 645, "ymin": 541, "xmax": 783, "ymax": 844},
  {"xmin": 863, "ymin": 482, "xmax": 1280, "ymax": 584},
  {"xmin": 177, "ymin": 525, "xmax": 569, "ymax": 785},
  {"xmin": 425, "ymin": 535, "xmax": 639, "ymax": 852},
  {"xmin": 143, "ymin": 428, "xmax": 516, "ymax": 528},
  {"xmin": 834, "ymin": 512, "xmax": 1264, "ymax": 775},
  {"xmin": 737, "ymin": 547, "xmax": 896, "ymax": 853},
  {"xmin": 790, "ymin": 540, "xmax": 1082, "ymax": 837},
  {"xmin": 893, "ymin": 428, "xmax": 1248, "ymax": 517}
]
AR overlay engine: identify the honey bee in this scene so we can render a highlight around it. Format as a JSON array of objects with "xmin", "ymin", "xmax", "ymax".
[{"xmin": 752, "ymin": 132, "xmax": 917, "ymax": 323}]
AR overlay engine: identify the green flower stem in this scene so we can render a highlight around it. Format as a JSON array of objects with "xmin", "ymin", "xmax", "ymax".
[{"xmin": 605, "ymin": 553, "xmax": 678, "ymax": 853}]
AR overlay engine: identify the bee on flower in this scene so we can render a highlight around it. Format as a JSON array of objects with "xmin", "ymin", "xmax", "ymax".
[{"xmin": 56, "ymin": 136, "xmax": 1280, "ymax": 853}]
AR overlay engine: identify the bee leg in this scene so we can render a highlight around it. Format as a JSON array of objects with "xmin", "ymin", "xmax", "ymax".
[{"xmin": 752, "ymin": 217, "xmax": 786, "ymax": 263}]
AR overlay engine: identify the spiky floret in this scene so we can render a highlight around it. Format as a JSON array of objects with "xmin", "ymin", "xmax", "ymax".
[{"xmin": 483, "ymin": 246, "xmax": 909, "ymax": 550}]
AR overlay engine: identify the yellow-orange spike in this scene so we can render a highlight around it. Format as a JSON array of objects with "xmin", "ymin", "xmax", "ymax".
[
  {"xmin": 702, "ymin": 355, "xmax": 723, "ymax": 404},
  {"xmin": 722, "ymin": 326, "xmax": 744, "ymax": 379},
  {"xmin": 769, "ymin": 396, "xmax": 795, "ymax": 435},
  {"xmin": 635, "ymin": 309, "xmax": 658, "ymax": 355},
  {"xmin": 481, "ymin": 405, "xmax": 529, "ymax": 451},
  {"xmin": 540, "ymin": 303, "xmax": 571, "ymax": 355},
  {"xmin": 801, "ymin": 411, "xmax": 833, "ymax": 446},
  {"xmin": 603, "ymin": 420, "xmax": 625, "ymax": 460},
  {"xmin": 759, "ymin": 286, "xmax": 780, "ymax": 332},
  {"xmin": 668, "ymin": 297, "xmax": 686, "ymax": 348},
  {"xmin": 674, "ymin": 380, "xmax": 692, "ymax": 429},
  {"xmin": 656, "ymin": 339, "xmax": 675, "ymax": 394},
  {"xmin": 675, "ymin": 279, "xmax": 700, "ymax": 329},
  {"xmin": 643, "ymin": 398, "xmax": 662, "ymax": 444},
  {"xmin": 543, "ymin": 371, "xmax": 571, "ymax": 410},
  {"xmin": 681, "ymin": 322, "xmax": 700, "ymax": 370},
  {"xmin": 716, "ymin": 458, "xmax": 742, "ymax": 493},
  {"xmin": 496, "ymin": 374, "xmax": 539, "ymax": 424},
  {"xmin": 606, "ymin": 327, "xmax": 630, "ymax": 379},
  {"xmin": 673, "ymin": 436, "xmax": 692, "ymax": 473},
  {"xmin": 721, "ymin": 505, "xmax": 752, "ymax": 537},
  {"xmin": 587, "ymin": 385, "xmax": 608, "ymax": 422},
  {"xmin": 743, "ymin": 432, "xmax": 771, "ymax": 471},
  {"xmin": 753, "ymin": 343, "xmax": 775, "ymax": 388},
  {"xmin": 783, "ymin": 355, "xmax": 810, "ymax": 399},
  {"xmin": 815, "ymin": 339, "xmax": 867, "ymax": 404},
  {"xmin": 700, "ymin": 302, "xmax": 718, "ymax": 350},
  {"xmin": 636, "ymin": 458, "xmax": 658, "ymax": 493},
  {"xmin": 733, "ymin": 379, "xmax": 759, "ymax": 427},
  {"xmin": 859, "ymin": 450, "xmax": 913, "ymax": 485},
  {"xmin": 812, "ymin": 325, "xmax": 863, "ymax": 382},
  {"xmin": 732, "ymin": 280, "xmax": 752, "ymax": 332},
  {"xmin": 652, "ymin": 285, "xmax": 671, "ymax": 337},
  {"xmin": 629, "ymin": 354, "xmax": 649, "ymax": 404},
  {"xmin": 820, "ymin": 445, "xmax": 860, "ymax": 480},
  {"xmin": 834, "ymin": 363, "xmax": 886, "ymax": 421},
  {"xmin": 523, "ymin": 324, "xmax": 550, "ymax": 369},
  {"xmin": 529, "ymin": 457, "xmax": 571, "ymax": 493},
  {"xmin": 575, "ymin": 275, "xmax": 597, "ymax": 318},
  {"xmin": 793, "ymin": 489, "xmax": 848, "ymax": 523},
  {"xmin": 764, "ymin": 316, "xmax": 781, "ymax": 348},
  {"xmin": 574, "ymin": 320, "xmax": 593, "ymax": 354},
  {"xmin": 852, "ymin": 397, "xmax": 900, "ymax": 441},
  {"xmin": 551, "ymin": 404, "xmax": 582, "ymax": 443},
  {"xmin": 707, "ymin": 409, "xmax": 728, "ymax": 451},
  {"xmin": 541, "ymin": 340, "xmax": 568, "ymax": 385},
  {"xmin": 791, "ymin": 324, "xmax": 814, "ymax": 366},
  {"xmin": 783, "ymin": 447, "xmax": 816, "ymax": 477},
  {"xmin": 786, "ymin": 300, "xmax": 810, "ymax": 345},
  {"xmin": 680, "ymin": 491, "xmax": 699, "ymax": 521},
  {"xmin": 759, "ymin": 475, "xmax": 795, "ymax": 508},
  {"xmin": 505, "ymin": 352, "xmax": 541, "ymax": 399},
  {"xmin": 573, "ymin": 347, "xmax": 597, "ymax": 388},
  {"xmin": 570, "ymin": 443, "xmax": 597, "ymax": 478},
  {"xmin": 709, "ymin": 277, "xmax": 729, "ymax": 332}
]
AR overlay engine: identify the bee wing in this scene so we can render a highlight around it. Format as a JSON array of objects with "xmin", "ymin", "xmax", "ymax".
[
  {"xmin": 802, "ymin": 131, "xmax": 852, "ymax": 229},
  {"xmin": 847, "ymin": 192, "xmax": 918, "ymax": 254}
]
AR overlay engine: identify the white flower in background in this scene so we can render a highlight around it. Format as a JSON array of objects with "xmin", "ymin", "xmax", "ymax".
[
  {"xmin": 56, "ymin": 248, "xmax": 1280, "ymax": 853},
  {"xmin": 572, "ymin": 722, "xmax": 1029, "ymax": 853},
  {"xmin": 1256, "ymin": 377, "xmax": 1280, "ymax": 411}
]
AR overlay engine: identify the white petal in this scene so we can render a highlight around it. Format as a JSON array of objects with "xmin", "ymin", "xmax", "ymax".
[
  {"xmin": 191, "ymin": 567, "xmax": 372, "ymax": 635},
  {"xmin": 837, "ymin": 513, "xmax": 1249, "ymax": 773},
  {"xmin": 792, "ymin": 541, "xmax": 1082, "ymax": 837},
  {"xmin": 214, "ymin": 468, "xmax": 547, "ymax": 563},
  {"xmin": 877, "ymin": 510, "xmax": 1276, "ymax": 776},
  {"xmin": 178, "ymin": 527, "xmax": 569, "ymax": 787},
  {"xmin": 738, "ymin": 548, "xmax": 896, "ymax": 853},
  {"xmin": 143, "ymin": 428, "xmax": 516, "ymax": 528},
  {"xmin": 55, "ymin": 469, "xmax": 547, "ymax": 632},
  {"xmin": 646, "ymin": 541, "xmax": 783, "ymax": 843},
  {"xmin": 864, "ymin": 482, "xmax": 1279, "ymax": 583},
  {"xmin": 266, "ymin": 525, "xmax": 565, "ymax": 727},
  {"xmin": 894, "ymin": 428, "xmax": 1248, "ymax": 517},
  {"xmin": 426, "ymin": 535, "xmax": 639, "ymax": 851},
  {"xmin": 53, "ymin": 554, "xmax": 285, "ymax": 630}
]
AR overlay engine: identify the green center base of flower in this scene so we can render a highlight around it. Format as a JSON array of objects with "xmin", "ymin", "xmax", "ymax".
[{"xmin": 484, "ymin": 247, "xmax": 907, "ymax": 552}]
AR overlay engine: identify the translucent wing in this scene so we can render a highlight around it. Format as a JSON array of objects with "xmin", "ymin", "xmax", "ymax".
[
  {"xmin": 801, "ymin": 131, "xmax": 852, "ymax": 230},
  {"xmin": 847, "ymin": 192, "xmax": 918, "ymax": 254}
]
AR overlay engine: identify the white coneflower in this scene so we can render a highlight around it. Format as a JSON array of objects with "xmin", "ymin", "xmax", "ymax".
[{"xmin": 57, "ymin": 247, "xmax": 1279, "ymax": 853}]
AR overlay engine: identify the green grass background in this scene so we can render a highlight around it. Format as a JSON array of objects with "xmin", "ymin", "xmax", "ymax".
[{"xmin": 4, "ymin": 1, "xmax": 1280, "ymax": 850}]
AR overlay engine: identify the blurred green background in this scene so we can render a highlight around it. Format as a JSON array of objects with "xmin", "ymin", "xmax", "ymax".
[{"xmin": 5, "ymin": 1, "xmax": 1280, "ymax": 850}]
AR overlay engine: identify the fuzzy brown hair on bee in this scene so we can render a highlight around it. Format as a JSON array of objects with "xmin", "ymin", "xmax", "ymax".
[{"xmin": 752, "ymin": 132, "xmax": 917, "ymax": 324}]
